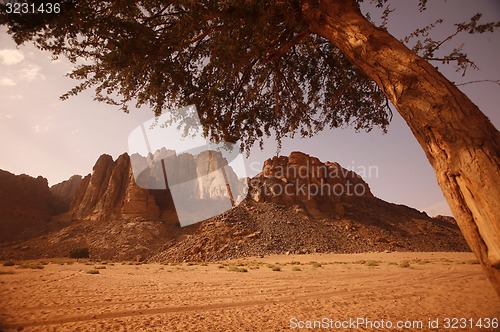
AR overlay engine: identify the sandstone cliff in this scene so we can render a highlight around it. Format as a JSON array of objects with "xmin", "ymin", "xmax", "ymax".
[
  {"xmin": 50, "ymin": 175, "xmax": 83, "ymax": 214},
  {"xmin": 68, "ymin": 153, "xmax": 160, "ymax": 220},
  {"xmin": 0, "ymin": 151, "xmax": 470, "ymax": 261},
  {"xmin": 64, "ymin": 149, "xmax": 245, "ymax": 222},
  {"xmin": 248, "ymin": 151, "xmax": 372, "ymax": 218},
  {"xmin": 0, "ymin": 170, "xmax": 54, "ymax": 243}
]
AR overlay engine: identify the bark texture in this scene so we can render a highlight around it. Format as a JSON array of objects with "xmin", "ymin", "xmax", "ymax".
[{"xmin": 301, "ymin": 0, "xmax": 500, "ymax": 295}]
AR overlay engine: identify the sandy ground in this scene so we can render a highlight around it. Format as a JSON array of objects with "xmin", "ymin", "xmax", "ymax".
[{"xmin": 0, "ymin": 252, "xmax": 498, "ymax": 331}]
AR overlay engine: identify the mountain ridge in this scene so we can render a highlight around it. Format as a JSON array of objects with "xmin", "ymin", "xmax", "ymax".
[{"xmin": 0, "ymin": 151, "xmax": 470, "ymax": 261}]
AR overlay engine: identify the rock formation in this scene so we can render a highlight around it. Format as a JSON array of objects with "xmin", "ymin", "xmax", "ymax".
[
  {"xmin": 68, "ymin": 153, "xmax": 160, "ymax": 220},
  {"xmin": 63, "ymin": 149, "xmax": 245, "ymax": 222},
  {"xmin": 50, "ymin": 175, "xmax": 83, "ymax": 213},
  {"xmin": 0, "ymin": 170, "xmax": 54, "ymax": 242},
  {"xmin": 0, "ymin": 151, "xmax": 471, "ymax": 261},
  {"xmin": 248, "ymin": 151, "xmax": 372, "ymax": 218}
]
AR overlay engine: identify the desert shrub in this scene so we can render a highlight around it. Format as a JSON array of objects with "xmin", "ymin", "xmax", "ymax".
[
  {"xmin": 2, "ymin": 261, "xmax": 15, "ymax": 266},
  {"xmin": 272, "ymin": 266, "xmax": 281, "ymax": 272},
  {"xmin": 18, "ymin": 264, "xmax": 44, "ymax": 269},
  {"xmin": 68, "ymin": 247, "xmax": 90, "ymax": 259},
  {"xmin": 95, "ymin": 265, "xmax": 107, "ymax": 270},
  {"xmin": 365, "ymin": 260, "xmax": 379, "ymax": 267},
  {"xmin": 86, "ymin": 270, "xmax": 100, "ymax": 274},
  {"xmin": 292, "ymin": 266, "xmax": 302, "ymax": 271},
  {"xmin": 400, "ymin": 260, "xmax": 411, "ymax": 268},
  {"xmin": 311, "ymin": 262, "xmax": 322, "ymax": 268},
  {"xmin": 0, "ymin": 271, "xmax": 15, "ymax": 275},
  {"xmin": 227, "ymin": 265, "xmax": 248, "ymax": 272}
]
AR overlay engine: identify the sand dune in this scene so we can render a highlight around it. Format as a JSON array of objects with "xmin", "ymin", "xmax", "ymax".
[{"xmin": 1, "ymin": 252, "xmax": 498, "ymax": 331}]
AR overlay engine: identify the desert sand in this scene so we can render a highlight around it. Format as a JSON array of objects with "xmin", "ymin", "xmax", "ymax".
[{"xmin": 0, "ymin": 252, "xmax": 498, "ymax": 331}]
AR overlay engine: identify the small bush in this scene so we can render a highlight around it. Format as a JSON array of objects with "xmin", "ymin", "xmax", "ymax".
[
  {"xmin": 68, "ymin": 248, "xmax": 90, "ymax": 259},
  {"xmin": 86, "ymin": 270, "xmax": 100, "ymax": 274},
  {"xmin": 2, "ymin": 261, "xmax": 15, "ymax": 267},
  {"xmin": 18, "ymin": 264, "xmax": 44, "ymax": 269},
  {"xmin": 227, "ymin": 265, "xmax": 248, "ymax": 272},
  {"xmin": 400, "ymin": 260, "xmax": 411, "ymax": 268},
  {"xmin": 311, "ymin": 262, "xmax": 322, "ymax": 268},
  {"xmin": 412, "ymin": 259, "xmax": 431, "ymax": 265},
  {"xmin": 365, "ymin": 260, "xmax": 379, "ymax": 267},
  {"xmin": 95, "ymin": 265, "xmax": 107, "ymax": 270},
  {"xmin": 292, "ymin": 266, "xmax": 302, "ymax": 271},
  {"xmin": 272, "ymin": 266, "xmax": 281, "ymax": 272},
  {"xmin": 0, "ymin": 271, "xmax": 15, "ymax": 275}
]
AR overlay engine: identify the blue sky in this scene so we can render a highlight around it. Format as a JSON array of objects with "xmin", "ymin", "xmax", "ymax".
[{"xmin": 0, "ymin": 0, "xmax": 498, "ymax": 216}]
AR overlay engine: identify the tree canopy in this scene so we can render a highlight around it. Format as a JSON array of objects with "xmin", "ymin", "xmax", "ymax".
[
  {"xmin": 1, "ymin": 1, "xmax": 497, "ymax": 151},
  {"xmin": 3, "ymin": 0, "xmax": 392, "ymax": 151}
]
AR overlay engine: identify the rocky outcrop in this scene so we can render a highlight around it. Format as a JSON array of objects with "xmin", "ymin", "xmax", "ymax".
[
  {"xmin": 248, "ymin": 151, "xmax": 372, "ymax": 218},
  {"xmin": 131, "ymin": 148, "xmax": 246, "ymax": 201},
  {"xmin": 0, "ymin": 170, "xmax": 54, "ymax": 242},
  {"xmin": 69, "ymin": 153, "xmax": 160, "ymax": 220},
  {"xmin": 50, "ymin": 175, "xmax": 83, "ymax": 214},
  {"xmin": 67, "ymin": 150, "xmax": 245, "ymax": 222},
  {"xmin": 0, "ymin": 151, "xmax": 470, "ymax": 261}
]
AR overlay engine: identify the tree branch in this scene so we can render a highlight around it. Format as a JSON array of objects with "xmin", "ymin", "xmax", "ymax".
[{"xmin": 263, "ymin": 31, "xmax": 310, "ymax": 64}]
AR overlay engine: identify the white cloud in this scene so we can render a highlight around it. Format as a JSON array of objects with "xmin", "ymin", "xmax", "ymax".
[
  {"xmin": 0, "ymin": 77, "xmax": 16, "ymax": 86},
  {"xmin": 70, "ymin": 129, "xmax": 80, "ymax": 135},
  {"xmin": 20, "ymin": 63, "xmax": 45, "ymax": 81},
  {"xmin": 33, "ymin": 124, "xmax": 50, "ymax": 133},
  {"xmin": 0, "ymin": 113, "xmax": 14, "ymax": 120},
  {"xmin": 0, "ymin": 49, "xmax": 25, "ymax": 65},
  {"xmin": 9, "ymin": 94, "xmax": 24, "ymax": 99}
]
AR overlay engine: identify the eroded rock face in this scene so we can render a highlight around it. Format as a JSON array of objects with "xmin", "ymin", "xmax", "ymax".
[
  {"xmin": 68, "ymin": 150, "xmax": 245, "ymax": 222},
  {"xmin": 69, "ymin": 153, "xmax": 161, "ymax": 220},
  {"xmin": 50, "ymin": 175, "xmax": 83, "ymax": 213},
  {"xmin": 0, "ymin": 170, "xmax": 54, "ymax": 242},
  {"xmin": 248, "ymin": 151, "xmax": 373, "ymax": 218}
]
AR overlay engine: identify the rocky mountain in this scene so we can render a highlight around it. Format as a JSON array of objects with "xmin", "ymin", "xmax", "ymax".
[
  {"xmin": 249, "ymin": 151, "xmax": 372, "ymax": 219},
  {"xmin": 0, "ymin": 151, "xmax": 470, "ymax": 261},
  {"xmin": 51, "ymin": 175, "xmax": 83, "ymax": 214},
  {"xmin": 67, "ymin": 153, "xmax": 161, "ymax": 221},
  {"xmin": 0, "ymin": 170, "xmax": 55, "ymax": 243},
  {"xmin": 49, "ymin": 149, "xmax": 245, "ymax": 224}
]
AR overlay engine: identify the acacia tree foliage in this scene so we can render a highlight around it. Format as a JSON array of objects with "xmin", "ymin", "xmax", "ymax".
[
  {"xmin": 1, "ymin": 1, "xmax": 496, "ymax": 150},
  {"xmin": 2, "ymin": 0, "xmax": 500, "ymax": 293},
  {"xmin": 4, "ymin": 0, "xmax": 394, "ymax": 150}
]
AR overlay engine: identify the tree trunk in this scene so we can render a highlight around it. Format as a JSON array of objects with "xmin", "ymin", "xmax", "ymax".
[{"xmin": 302, "ymin": 0, "xmax": 500, "ymax": 295}]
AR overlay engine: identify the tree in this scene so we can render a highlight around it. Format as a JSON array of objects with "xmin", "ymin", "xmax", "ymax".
[{"xmin": 1, "ymin": 0, "xmax": 499, "ymax": 295}]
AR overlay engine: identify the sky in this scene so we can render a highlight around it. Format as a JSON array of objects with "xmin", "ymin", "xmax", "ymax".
[{"xmin": 0, "ymin": 0, "xmax": 499, "ymax": 217}]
